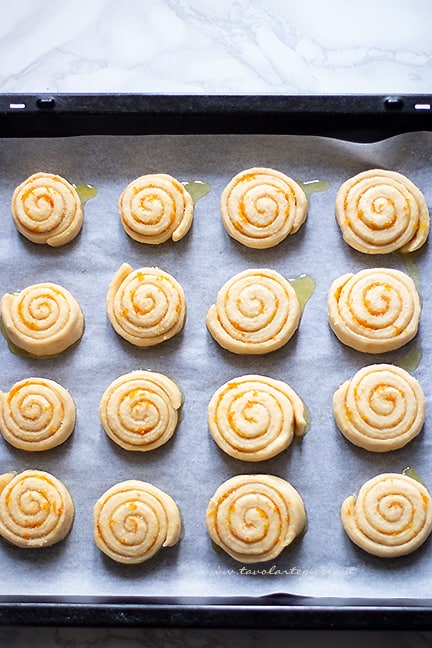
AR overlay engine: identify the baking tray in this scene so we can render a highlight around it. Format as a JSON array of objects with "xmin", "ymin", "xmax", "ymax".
[{"xmin": 0, "ymin": 93, "xmax": 432, "ymax": 630}]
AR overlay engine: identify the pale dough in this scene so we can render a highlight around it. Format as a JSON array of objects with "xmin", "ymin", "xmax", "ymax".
[
  {"xmin": 335, "ymin": 169, "xmax": 429, "ymax": 254},
  {"xmin": 118, "ymin": 173, "xmax": 194, "ymax": 244},
  {"xmin": 328, "ymin": 267, "xmax": 420, "ymax": 353},
  {"xmin": 206, "ymin": 268, "xmax": 300, "ymax": 354},
  {"xmin": 100, "ymin": 370, "xmax": 182, "ymax": 451},
  {"xmin": 106, "ymin": 263, "xmax": 186, "ymax": 347},
  {"xmin": 206, "ymin": 474, "xmax": 305, "ymax": 563},
  {"xmin": 11, "ymin": 172, "xmax": 83, "ymax": 247},
  {"xmin": 0, "ymin": 470, "xmax": 74, "ymax": 548},
  {"xmin": 334, "ymin": 364, "xmax": 425, "ymax": 452},
  {"xmin": 221, "ymin": 167, "xmax": 308, "ymax": 249},
  {"xmin": 1, "ymin": 282, "xmax": 84, "ymax": 356},
  {"xmin": 0, "ymin": 377, "xmax": 76, "ymax": 451},
  {"xmin": 341, "ymin": 473, "xmax": 432, "ymax": 557},
  {"xmin": 94, "ymin": 480, "xmax": 181, "ymax": 564},
  {"xmin": 208, "ymin": 374, "xmax": 305, "ymax": 461}
]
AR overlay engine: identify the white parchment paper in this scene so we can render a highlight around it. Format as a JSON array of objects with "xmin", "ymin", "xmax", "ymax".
[{"xmin": 0, "ymin": 131, "xmax": 432, "ymax": 600}]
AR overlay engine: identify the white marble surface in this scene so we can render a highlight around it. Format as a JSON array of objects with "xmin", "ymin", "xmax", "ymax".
[
  {"xmin": 1, "ymin": 0, "xmax": 432, "ymax": 646},
  {"xmin": 1, "ymin": 0, "xmax": 432, "ymax": 95}
]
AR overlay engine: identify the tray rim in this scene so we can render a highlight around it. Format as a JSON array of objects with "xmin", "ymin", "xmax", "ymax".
[
  {"xmin": 2, "ymin": 595, "xmax": 432, "ymax": 629},
  {"xmin": 1, "ymin": 92, "xmax": 432, "ymax": 629},
  {"xmin": 0, "ymin": 92, "xmax": 431, "ymax": 141},
  {"xmin": 0, "ymin": 595, "xmax": 432, "ymax": 631}
]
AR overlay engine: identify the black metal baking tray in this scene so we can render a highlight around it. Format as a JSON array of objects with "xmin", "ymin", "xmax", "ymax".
[
  {"xmin": 1, "ymin": 93, "xmax": 432, "ymax": 630},
  {"xmin": 0, "ymin": 92, "xmax": 431, "ymax": 141}
]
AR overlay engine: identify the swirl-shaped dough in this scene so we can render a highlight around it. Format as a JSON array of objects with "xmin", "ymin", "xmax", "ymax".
[
  {"xmin": 334, "ymin": 364, "xmax": 425, "ymax": 452},
  {"xmin": 208, "ymin": 375, "xmax": 305, "ymax": 461},
  {"xmin": 118, "ymin": 173, "xmax": 194, "ymax": 244},
  {"xmin": 11, "ymin": 172, "xmax": 83, "ymax": 247},
  {"xmin": 0, "ymin": 470, "xmax": 74, "ymax": 548},
  {"xmin": 100, "ymin": 371, "xmax": 182, "ymax": 451},
  {"xmin": 0, "ymin": 378, "xmax": 76, "ymax": 451},
  {"xmin": 206, "ymin": 475, "xmax": 305, "ymax": 563},
  {"xmin": 1, "ymin": 282, "xmax": 84, "ymax": 356},
  {"xmin": 335, "ymin": 169, "xmax": 429, "ymax": 254},
  {"xmin": 206, "ymin": 268, "xmax": 300, "ymax": 354},
  {"xmin": 94, "ymin": 480, "xmax": 181, "ymax": 564},
  {"xmin": 328, "ymin": 268, "xmax": 420, "ymax": 353},
  {"xmin": 106, "ymin": 263, "xmax": 186, "ymax": 347},
  {"xmin": 220, "ymin": 167, "xmax": 308, "ymax": 249},
  {"xmin": 341, "ymin": 473, "xmax": 432, "ymax": 557}
]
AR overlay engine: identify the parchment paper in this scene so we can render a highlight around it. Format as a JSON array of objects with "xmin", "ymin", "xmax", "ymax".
[{"xmin": 0, "ymin": 131, "xmax": 432, "ymax": 600}]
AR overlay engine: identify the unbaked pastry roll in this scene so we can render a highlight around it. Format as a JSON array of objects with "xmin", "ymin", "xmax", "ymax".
[
  {"xmin": 118, "ymin": 173, "xmax": 194, "ymax": 244},
  {"xmin": 206, "ymin": 474, "xmax": 305, "ymax": 563},
  {"xmin": 220, "ymin": 167, "xmax": 308, "ymax": 248},
  {"xmin": 1, "ymin": 282, "xmax": 84, "ymax": 356},
  {"xmin": 208, "ymin": 374, "xmax": 305, "ymax": 461},
  {"xmin": 328, "ymin": 268, "xmax": 420, "ymax": 353},
  {"xmin": 0, "ymin": 470, "xmax": 74, "ymax": 548},
  {"xmin": 335, "ymin": 169, "xmax": 429, "ymax": 254},
  {"xmin": 100, "ymin": 370, "xmax": 182, "ymax": 451},
  {"xmin": 94, "ymin": 480, "xmax": 181, "ymax": 564},
  {"xmin": 206, "ymin": 268, "xmax": 300, "ymax": 354},
  {"xmin": 11, "ymin": 172, "xmax": 83, "ymax": 247},
  {"xmin": 341, "ymin": 473, "xmax": 432, "ymax": 557},
  {"xmin": 106, "ymin": 263, "xmax": 186, "ymax": 347},
  {"xmin": 334, "ymin": 364, "xmax": 425, "ymax": 452},
  {"xmin": 0, "ymin": 377, "xmax": 76, "ymax": 451}
]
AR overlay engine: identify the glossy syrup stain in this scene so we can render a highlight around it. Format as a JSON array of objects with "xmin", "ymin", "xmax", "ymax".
[
  {"xmin": 289, "ymin": 274, "xmax": 316, "ymax": 314},
  {"xmin": 301, "ymin": 400, "xmax": 312, "ymax": 436},
  {"xmin": 395, "ymin": 344, "xmax": 422, "ymax": 372},
  {"xmin": 297, "ymin": 179, "xmax": 330, "ymax": 198},
  {"xmin": 73, "ymin": 183, "xmax": 98, "ymax": 204},
  {"xmin": 182, "ymin": 180, "xmax": 211, "ymax": 204},
  {"xmin": 0, "ymin": 319, "xmax": 31, "ymax": 357},
  {"xmin": 402, "ymin": 467, "xmax": 426, "ymax": 486},
  {"xmin": 396, "ymin": 251, "xmax": 422, "ymax": 296}
]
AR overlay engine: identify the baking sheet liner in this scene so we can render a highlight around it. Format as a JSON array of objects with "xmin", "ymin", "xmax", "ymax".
[{"xmin": 0, "ymin": 131, "xmax": 432, "ymax": 600}]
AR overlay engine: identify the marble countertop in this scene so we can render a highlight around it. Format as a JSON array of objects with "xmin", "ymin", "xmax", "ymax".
[
  {"xmin": 1, "ymin": 0, "xmax": 432, "ymax": 646},
  {"xmin": 2, "ymin": 0, "xmax": 432, "ymax": 95}
]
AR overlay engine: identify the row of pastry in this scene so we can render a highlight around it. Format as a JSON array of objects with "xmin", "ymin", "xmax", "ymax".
[
  {"xmin": 8, "ymin": 167, "xmax": 430, "ymax": 252},
  {"xmin": 0, "ymin": 366, "xmax": 426, "ymax": 563},
  {"xmin": 0, "ymin": 467, "xmax": 430, "ymax": 564},
  {"xmin": 0, "ymin": 263, "xmax": 422, "ymax": 356},
  {"xmin": 0, "ymin": 366, "xmax": 424, "ymax": 456}
]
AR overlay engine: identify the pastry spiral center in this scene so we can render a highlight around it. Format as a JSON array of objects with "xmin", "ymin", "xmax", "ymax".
[
  {"xmin": 3, "ymin": 476, "xmax": 64, "ymax": 538},
  {"xmin": 219, "ymin": 487, "xmax": 282, "ymax": 554}
]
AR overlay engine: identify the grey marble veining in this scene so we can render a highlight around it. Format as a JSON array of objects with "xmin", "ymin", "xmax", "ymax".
[
  {"xmin": 1, "ymin": 1, "xmax": 432, "ymax": 646},
  {"xmin": 0, "ymin": 0, "xmax": 431, "ymax": 94},
  {"xmin": 0, "ymin": 628, "xmax": 432, "ymax": 648}
]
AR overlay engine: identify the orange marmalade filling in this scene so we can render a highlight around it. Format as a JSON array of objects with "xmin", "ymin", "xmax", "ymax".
[{"xmin": 17, "ymin": 302, "xmax": 40, "ymax": 330}]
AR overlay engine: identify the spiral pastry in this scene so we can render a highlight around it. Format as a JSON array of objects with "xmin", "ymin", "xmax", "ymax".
[
  {"xmin": 341, "ymin": 473, "xmax": 432, "ymax": 557},
  {"xmin": 11, "ymin": 172, "xmax": 83, "ymax": 247},
  {"xmin": 206, "ymin": 268, "xmax": 300, "ymax": 354},
  {"xmin": 0, "ymin": 377, "xmax": 76, "ymax": 451},
  {"xmin": 220, "ymin": 167, "xmax": 308, "ymax": 249},
  {"xmin": 335, "ymin": 169, "xmax": 429, "ymax": 254},
  {"xmin": 0, "ymin": 470, "xmax": 74, "ymax": 548},
  {"xmin": 106, "ymin": 263, "xmax": 186, "ymax": 347},
  {"xmin": 208, "ymin": 375, "xmax": 305, "ymax": 461},
  {"xmin": 328, "ymin": 268, "xmax": 420, "ymax": 353},
  {"xmin": 1, "ymin": 282, "xmax": 84, "ymax": 356},
  {"xmin": 99, "ymin": 371, "xmax": 182, "ymax": 451},
  {"xmin": 334, "ymin": 364, "xmax": 425, "ymax": 452},
  {"xmin": 206, "ymin": 474, "xmax": 305, "ymax": 563},
  {"xmin": 118, "ymin": 173, "xmax": 194, "ymax": 244},
  {"xmin": 94, "ymin": 480, "xmax": 181, "ymax": 564}
]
